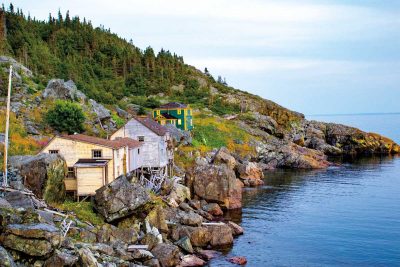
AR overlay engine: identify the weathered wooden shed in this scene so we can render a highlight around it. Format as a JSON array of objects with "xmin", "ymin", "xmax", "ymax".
[{"xmin": 40, "ymin": 134, "xmax": 142, "ymax": 197}]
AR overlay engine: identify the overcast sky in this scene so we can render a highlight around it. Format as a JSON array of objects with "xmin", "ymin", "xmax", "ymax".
[{"xmin": 6, "ymin": 0, "xmax": 400, "ymax": 115}]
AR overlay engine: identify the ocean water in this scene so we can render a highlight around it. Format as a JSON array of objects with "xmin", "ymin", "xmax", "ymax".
[{"xmin": 210, "ymin": 114, "xmax": 400, "ymax": 266}]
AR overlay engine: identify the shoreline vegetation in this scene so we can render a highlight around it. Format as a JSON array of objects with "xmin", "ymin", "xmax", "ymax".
[{"xmin": 0, "ymin": 4, "xmax": 399, "ymax": 266}]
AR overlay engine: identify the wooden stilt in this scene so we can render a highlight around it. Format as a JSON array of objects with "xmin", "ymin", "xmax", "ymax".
[{"xmin": 3, "ymin": 65, "xmax": 12, "ymax": 187}]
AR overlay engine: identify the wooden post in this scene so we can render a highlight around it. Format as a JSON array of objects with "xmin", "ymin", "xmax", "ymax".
[{"xmin": 3, "ymin": 65, "xmax": 12, "ymax": 187}]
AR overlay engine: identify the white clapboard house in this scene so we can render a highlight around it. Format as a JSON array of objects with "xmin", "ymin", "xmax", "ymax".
[
  {"xmin": 40, "ymin": 134, "xmax": 142, "ymax": 198},
  {"xmin": 110, "ymin": 116, "xmax": 174, "ymax": 175}
]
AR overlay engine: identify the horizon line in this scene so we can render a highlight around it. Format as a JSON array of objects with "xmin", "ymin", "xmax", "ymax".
[{"xmin": 306, "ymin": 112, "xmax": 400, "ymax": 117}]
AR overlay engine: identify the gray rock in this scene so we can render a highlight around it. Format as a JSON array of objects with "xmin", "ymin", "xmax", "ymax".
[
  {"xmin": 0, "ymin": 133, "xmax": 4, "ymax": 144},
  {"xmin": 0, "ymin": 197, "xmax": 12, "ymax": 209},
  {"xmin": 0, "ymin": 56, "xmax": 33, "ymax": 77},
  {"xmin": 94, "ymin": 176, "xmax": 151, "ymax": 222},
  {"xmin": 44, "ymin": 250, "xmax": 78, "ymax": 267},
  {"xmin": 42, "ymin": 79, "xmax": 86, "ymax": 102},
  {"xmin": 164, "ymin": 207, "xmax": 203, "ymax": 227},
  {"xmin": 4, "ymin": 191, "xmax": 35, "ymax": 209},
  {"xmin": 10, "ymin": 102, "xmax": 23, "ymax": 115},
  {"xmin": 89, "ymin": 99, "xmax": 111, "ymax": 120},
  {"xmin": 0, "ymin": 245, "xmax": 16, "ymax": 267},
  {"xmin": 175, "ymin": 236, "xmax": 194, "ymax": 253},
  {"xmin": 116, "ymin": 107, "xmax": 130, "ymax": 119},
  {"xmin": 25, "ymin": 120, "xmax": 40, "ymax": 135},
  {"xmin": 78, "ymin": 247, "xmax": 99, "ymax": 267},
  {"xmin": 164, "ymin": 124, "xmax": 192, "ymax": 145}
]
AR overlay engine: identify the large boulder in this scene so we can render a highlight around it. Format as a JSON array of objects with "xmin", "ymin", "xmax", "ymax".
[
  {"xmin": 187, "ymin": 164, "xmax": 242, "ymax": 209},
  {"xmin": 93, "ymin": 175, "xmax": 151, "ymax": 222},
  {"xmin": 42, "ymin": 79, "xmax": 86, "ymax": 102},
  {"xmin": 0, "ymin": 223, "xmax": 61, "ymax": 257},
  {"xmin": 151, "ymin": 243, "xmax": 180, "ymax": 267},
  {"xmin": 164, "ymin": 207, "xmax": 203, "ymax": 227},
  {"xmin": 44, "ymin": 250, "xmax": 79, "ymax": 267},
  {"xmin": 206, "ymin": 224, "xmax": 234, "ymax": 248},
  {"xmin": 97, "ymin": 224, "xmax": 138, "ymax": 245},
  {"xmin": 89, "ymin": 99, "xmax": 111, "ymax": 120},
  {"xmin": 170, "ymin": 225, "xmax": 211, "ymax": 247},
  {"xmin": 236, "ymin": 161, "xmax": 264, "ymax": 180},
  {"xmin": 9, "ymin": 154, "xmax": 67, "ymax": 203},
  {"xmin": 212, "ymin": 147, "xmax": 236, "ymax": 169}
]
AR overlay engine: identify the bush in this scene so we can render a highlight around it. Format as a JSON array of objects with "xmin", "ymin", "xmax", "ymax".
[{"xmin": 46, "ymin": 100, "xmax": 85, "ymax": 134}]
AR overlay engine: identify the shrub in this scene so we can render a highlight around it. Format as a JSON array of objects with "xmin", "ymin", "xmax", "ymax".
[{"xmin": 46, "ymin": 100, "xmax": 85, "ymax": 134}]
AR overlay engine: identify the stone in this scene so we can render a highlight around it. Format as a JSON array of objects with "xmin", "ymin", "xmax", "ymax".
[
  {"xmin": 9, "ymin": 154, "xmax": 67, "ymax": 203},
  {"xmin": 97, "ymin": 224, "xmax": 138, "ymax": 245},
  {"xmin": 44, "ymin": 250, "xmax": 79, "ymax": 267},
  {"xmin": 146, "ymin": 206, "xmax": 168, "ymax": 233},
  {"xmin": 228, "ymin": 256, "xmax": 247, "ymax": 265},
  {"xmin": 171, "ymin": 225, "xmax": 211, "ymax": 248},
  {"xmin": 0, "ymin": 197, "xmax": 12, "ymax": 209},
  {"xmin": 42, "ymin": 79, "xmax": 86, "ymax": 102},
  {"xmin": 140, "ymin": 233, "xmax": 160, "ymax": 251},
  {"xmin": 0, "ymin": 56, "xmax": 33, "ymax": 77},
  {"xmin": 212, "ymin": 147, "xmax": 236, "ymax": 169},
  {"xmin": 207, "ymin": 224, "xmax": 233, "ymax": 248},
  {"xmin": 187, "ymin": 164, "xmax": 242, "ymax": 209},
  {"xmin": 151, "ymin": 243, "xmax": 180, "ymax": 267},
  {"xmin": 202, "ymin": 203, "xmax": 223, "ymax": 216},
  {"xmin": 0, "ymin": 245, "xmax": 16, "ymax": 267},
  {"xmin": 180, "ymin": 255, "xmax": 206, "ymax": 267},
  {"xmin": 227, "ymin": 221, "xmax": 244, "ymax": 236},
  {"xmin": 168, "ymin": 183, "xmax": 191, "ymax": 204},
  {"xmin": 236, "ymin": 162, "xmax": 264, "ymax": 180},
  {"xmin": 188, "ymin": 200, "xmax": 201, "ymax": 210},
  {"xmin": 89, "ymin": 99, "xmax": 111, "ymax": 120},
  {"xmin": 116, "ymin": 107, "xmax": 130, "ymax": 119},
  {"xmin": 78, "ymin": 247, "xmax": 100, "ymax": 267},
  {"xmin": 144, "ymin": 259, "xmax": 161, "ymax": 267},
  {"xmin": 92, "ymin": 243, "xmax": 114, "ymax": 256},
  {"xmin": 0, "ymin": 223, "xmax": 61, "ymax": 257},
  {"xmin": 164, "ymin": 207, "xmax": 203, "ymax": 227},
  {"xmin": 175, "ymin": 236, "xmax": 194, "ymax": 253},
  {"xmin": 196, "ymin": 249, "xmax": 218, "ymax": 261},
  {"xmin": 93, "ymin": 175, "xmax": 151, "ymax": 222}
]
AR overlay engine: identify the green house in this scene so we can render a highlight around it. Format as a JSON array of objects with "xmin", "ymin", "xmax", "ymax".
[{"xmin": 152, "ymin": 102, "xmax": 193, "ymax": 131}]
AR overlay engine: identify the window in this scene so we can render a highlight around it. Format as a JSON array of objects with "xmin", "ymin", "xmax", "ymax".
[
  {"xmin": 138, "ymin": 149, "xmax": 140, "ymax": 155},
  {"xmin": 67, "ymin": 167, "xmax": 75, "ymax": 179},
  {"xmin": 177, "ymin": 109, "xmax": 181, "ymax": 115},
  {"xmin": 49, "ymin": 150, "xmax": 59, "ymax": 154},
  {"xmin": 92, "ymin": 149, "xmax": 102, "ymax": 158},
  {"xmin": 138, "ymin": 136, "xmax": 145, "ymax": 142},
  {"xmin": 178, "ymin": 119, "xmax": 182, "ymax": 125}
]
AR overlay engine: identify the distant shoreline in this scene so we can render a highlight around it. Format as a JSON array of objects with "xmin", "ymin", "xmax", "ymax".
[{"xmin": 307, "ymin": 112, "xmax": 400, "ymax": 117}]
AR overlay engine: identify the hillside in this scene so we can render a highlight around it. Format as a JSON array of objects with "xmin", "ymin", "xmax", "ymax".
[{"xmin": 0, "ymin": 4, "xmax": 399, "ymax": 170}]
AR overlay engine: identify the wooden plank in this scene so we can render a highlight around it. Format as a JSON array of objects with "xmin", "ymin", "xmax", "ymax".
[
  {"xmin": 127, "ymin": 245, "xmax": 149, "ymax": 251},
  {"xmin": 202, "ymin": 222, "xmax": 225, "ymax": 226}
]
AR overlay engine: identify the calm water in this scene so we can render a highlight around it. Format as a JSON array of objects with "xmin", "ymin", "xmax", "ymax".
[{"xmin": 210, "ymin": 114, "xmax": 400, "ymax": 266}]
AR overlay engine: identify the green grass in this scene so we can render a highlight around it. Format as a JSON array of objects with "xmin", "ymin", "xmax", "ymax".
[{"xmin": 55, "ymin": 201, "xmax": 104, "ymax": 226}]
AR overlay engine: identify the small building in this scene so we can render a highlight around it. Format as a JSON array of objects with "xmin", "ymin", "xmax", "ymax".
[
  {"xmin": 153, "ymin": 102, "xmax": 193, "ymax": 131},
  {"xmin": 40, "ymin": 134, "xmax": 142, "ymax": 197},
  {"xmin": 110, "ymin": 116, "xmax": 173, "ymax": 174}
]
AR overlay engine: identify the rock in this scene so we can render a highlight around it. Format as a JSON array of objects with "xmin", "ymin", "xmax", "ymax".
[
  {"xmin": 202, "ymin": 203, "xmax": 223, "ymax": 216},
  {"xmin": 9, "ymin": 154, "xmax": 67, "ymax": 203},
  {"xmin": 0, "ymin": 223, "xmax": 61, "ymax": 257},
  {"xmin": 212, "ymin": 147, "xmax": 236, "ymax": 169},
  {"xmin": 0, "ymin": 197, "xmax": 12, "ymax": 209},
  {"xmin": 196, "ymin": 249, "xmax": 219, "ymax": 261},
  {"xmin": 293, "ymin": 134, "xmax": 305, "ymax": 146},
  {"xmin": 44, "ymin": 250, "xmax": 79, "ymax": 267},
  {"xmin": 116, "ymin": 107, "xmax": 130, "ymax": 119},
  {"xmin": 131, "ymin": 248, "xmax": 154, "ymax": 261},
  {"xmin": 170, "ymin": 225, "xmax": 211, "ymax": 248},
  {"xmin": 188, "ymin": 200, "xmax": 201, "ymax": 210},
  {"xmin": 0, "ymin": 56, "xmax": 33, "ymax": 77},
  {"xmin": 92, "ymin": 243, "xmax": 114, "ymax": 256},
  {"xmin": 187, "ymin": 164, "xmax": 242, "ymax": 209},
  {"xmin": 37, "ymin": 210, "xmax": 54, "ymax": 225},
  {"xmin": 168, "ymin": 183, "xmax": 191, "ymax": 205},
  {"xmin": 144, "ymin": 259, "xmax": 161, "ymax": 267},
  {"xmin": 97, "ymin": 224, "xmax": 138, "ymax": 245},
  {"xmin": 228, "ymin": 256, "xmax": 247, "ymax": 265},
  {"xmin": 4, "ymin": 191, "xmax": 35, "ymax": 209},
  {"xmin": 140, "ymin": 233, "xmax": 160, "ymax": 251},
  {"xmin": 236, "ymin": 162, "xmax": 264, "ymax": 180},
  {"xmin": 227, "ymin": 221, "xmax": 244, "ymax": 236},
  {"xmin": 180, "ymin": 255, "xmax": 206, "ymax": 267},
  {"xmin": 146, "ymin": 206, "xmax": 169, "ymax": 234},
  {"xmin": 0, "ymin": 245, "xmax": 16, "ymax": 267},
  {"xmin": 207, "ymin": 224, "xmax": 233, "ymax": 248},
  {"xmin": 78, "ymin": 247, "xmax": 100, "ymax": 267},
  {"xmin": 175, "ymin": 236, "xmax": 193, "ymax": 253},
  {"xmin": 79, "ymin": 228, "xmax": 97, "ymax": 243},
  {"xmin": 164, "ymin": 124, "xmax": 192, "ymax": 145},
  {"xmin": 151, "ymin": 243, "xmax": 180, "ymax": 267},
  {"xmin": 42, "ymin": 79, "xmax": 86, "ymax": 102},
  {"xmin": 25, "ymin": 120, "xmax": 40, "ymax": 135},
  {"xmin": 89, "ymin": 99, "xmax": 111, "ymax": 120},
  {"xmin": 164, "ymin": 207, "xmax": 203, "ymax": 227},
  {"xmin": 93, "ymin": 175, "xmax": 151, "ymax": 222}
]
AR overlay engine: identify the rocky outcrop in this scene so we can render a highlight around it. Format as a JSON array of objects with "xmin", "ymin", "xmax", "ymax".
[
  {"xmin": 93, "ymin": 175, "xmax": 151, "ymax": 222},
  {"xmin": 212, "ymin": 147, "xmax": 236, "ymax": 169},
  {"xmin": 42, "ymin": 79, "xmax": 86, "ymax": 103},
  {"xmin": 0, "ymin": 56, "xmax": 33, "ymax": 77},
  {"xmin": 89, "ymin": 99, "xmax": 111, "ymax": 120},
  {"xmin": 0, "ymin": 223, "xmax": 61, "ymax": 257},
  {"xmin": 151, "ymin": 243, "xmax": 180, "ymax": 267},
  {"xmin": 8, "ymin": 154, "xmax": 67, "ymax": 203},
  {"xmin": 236, "ymin": 161, "xmax": 264, "ymax": 186},
  {"xmin": 187, "ymin": 164, "xmax": 242, "ymax": 209}
]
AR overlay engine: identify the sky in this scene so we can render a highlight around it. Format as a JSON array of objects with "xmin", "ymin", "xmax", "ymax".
[{"xmin": 5, "ymin": 0, "xmax": 400, "ymax": 115}]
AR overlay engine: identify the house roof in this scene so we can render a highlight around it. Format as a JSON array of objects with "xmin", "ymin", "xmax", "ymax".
[
  {"xmin": 74, "ymin": 159, "xmax": 110, "ymax": 167},
  {"xmin": 157, "ymin": 102, "xmax": 187, "ymax": 109},
  {"xmin": 134, "ymin": 116, "xmax": 168, "ymax": 136},
  {"xmin": 159, "ymin": 113, "xmax": 178, "ymax": 120},
  {"xmin": 60, "ymin": 134, "xmax": 142, "ymax": 149}
]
